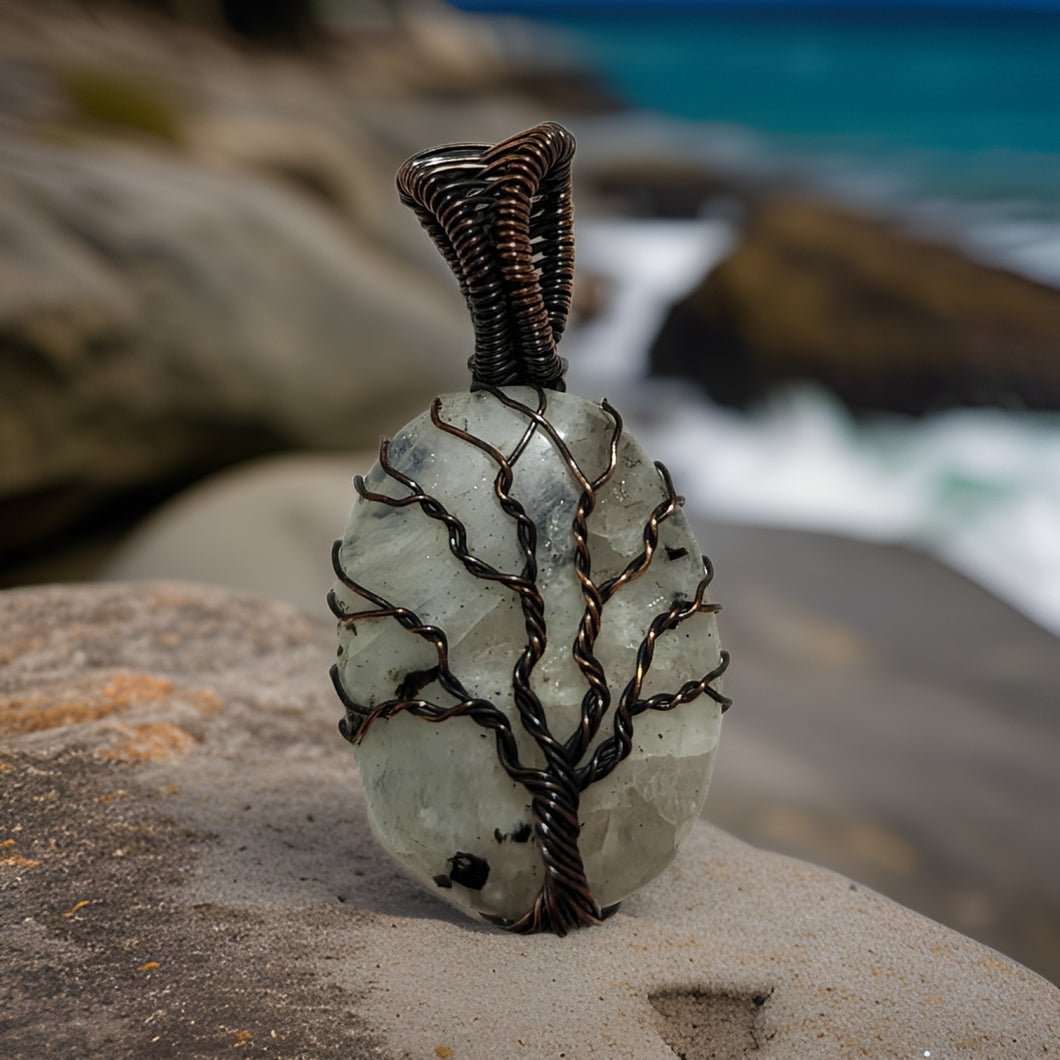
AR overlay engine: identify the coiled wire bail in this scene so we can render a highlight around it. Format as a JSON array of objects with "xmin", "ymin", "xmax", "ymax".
[{"xmin": 396, "ymin": 122, "xmax": 575, "ymax": 392}]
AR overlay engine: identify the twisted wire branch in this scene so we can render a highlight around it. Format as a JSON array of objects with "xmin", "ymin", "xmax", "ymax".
[
  {"xmin": 396, "ymin": 122, "xmax": 575, "ymax": 390},
  {"xmin": 599, "ymin": 463, "xmax": 682, "ymax": 602},
  {"xmin": 561, "ymin": 402, "xmax": 623, "ymax": 764},
  {"xmin": 579, "ymin": 562, "xmax": 733, "ymax": 790},
  {"xmin": 408, "ymin": 390, "xmax": 600, "ymax": 933}
]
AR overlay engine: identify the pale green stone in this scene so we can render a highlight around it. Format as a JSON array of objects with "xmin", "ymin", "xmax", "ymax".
[{"xmin": 333, "ymin": 386, "xmax": 724, "ymax": 924}]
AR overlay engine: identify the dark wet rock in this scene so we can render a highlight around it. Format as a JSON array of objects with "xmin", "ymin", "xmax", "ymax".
[
  {"xmin": 579, "ymin": 157, "xmax": 744, "ymax": 218},
  {"xmin": 650, "ymin": 196, "xmax": 1060, "ymax": 415}
]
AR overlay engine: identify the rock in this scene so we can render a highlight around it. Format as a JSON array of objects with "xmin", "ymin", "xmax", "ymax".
[
  {"xmin": 0, "ymin": 0, "xmax": 639, "ymax": 574},
  {"xmin": 579, "ymin": 156, "xmax": 744, "ymax": 218},
  {"xmin": 3, "ymin": 580, "xmax": 1058, "ymax": 1057},
  {"xmin": 98, "ymin": 453, "xmax": 1060, "ymax": 982},
  {"xmin": 99, "ymin": 452, "xmax": 365, "ymax": 605},
  {"xmin": 650, "ymin": 195, "xmax": 1060, "ymax": 415},
  {"xmin": 0, "ymin": 130, "xmax": 471, "ymax": 554},
  {"xmin": 332, "ymin": 388, "xmax": 725, "ymax": 927},
  {"xmin": 0, "ymin": 0, "xmax": 595, "ymax": 564}
]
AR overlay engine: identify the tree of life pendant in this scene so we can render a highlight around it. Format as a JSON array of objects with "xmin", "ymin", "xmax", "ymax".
[{"xmin": 329, "ymin": 123, "xmax": 730, "ymax": 935}]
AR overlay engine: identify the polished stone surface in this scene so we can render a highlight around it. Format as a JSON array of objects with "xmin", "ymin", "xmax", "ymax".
[{"xmin": 332, "ymin": 387, "xmax": 724, "ymax": 922}]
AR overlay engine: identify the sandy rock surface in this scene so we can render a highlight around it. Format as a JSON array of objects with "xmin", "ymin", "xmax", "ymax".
[{"xmin": 2, "ymin": 580, "xmax": 1058, "ymax": 1058}]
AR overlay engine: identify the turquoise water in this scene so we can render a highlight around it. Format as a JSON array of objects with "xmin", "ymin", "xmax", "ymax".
[
  {"xmin": 533, "ymin": 6, "xmax": 1060, "ymax": 281},
  {"xmin": 447, "ymin": 3, "xmax": 1060, "ymax": 634},
  {"xmin": 541, "ymin": 7, "xmax": 1060, "ymax": 152}
]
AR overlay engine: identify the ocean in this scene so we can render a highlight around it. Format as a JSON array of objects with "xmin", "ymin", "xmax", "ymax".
[
  {"xmin": 493, "ymin": 3, "xmax": 1060, "ymax": 634},
  {"xmin": 538, "ymin": 4, "xmax": 1060, "ymax": 282}
]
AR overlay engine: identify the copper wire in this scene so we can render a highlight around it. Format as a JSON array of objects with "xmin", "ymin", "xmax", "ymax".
[{"xmin": 395, "ymin": 122, "xmax": 575, "ymax": 391}]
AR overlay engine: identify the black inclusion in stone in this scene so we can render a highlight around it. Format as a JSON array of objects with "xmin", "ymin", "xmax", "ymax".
[
  {"xmin": 395, "ymin": 666, "xmax": 440, "ymax": 700},
  {"xmin": 493, "ymin": 822, "xmax": 532, "ymax": 844},
  {"xmin": 433, "ymin": 874, "xmax": 453, "ymax": 889},
  {"xmin": 447, "ymin": 852, "xmax": 490, "ymax": 890},
  {"xmin": 665, "ymin": 545, "xmax": 689, "ymax": 561}
]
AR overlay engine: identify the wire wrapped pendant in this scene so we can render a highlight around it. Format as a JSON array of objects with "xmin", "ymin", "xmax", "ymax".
[{"xmin": 329, "ymin": 123, "xmax": 730, "ymax": 935}]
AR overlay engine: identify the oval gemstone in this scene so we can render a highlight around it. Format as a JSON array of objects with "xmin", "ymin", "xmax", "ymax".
[{"xmin": 331, "ymin": 386, "xmax": 726, "ymax": 928}]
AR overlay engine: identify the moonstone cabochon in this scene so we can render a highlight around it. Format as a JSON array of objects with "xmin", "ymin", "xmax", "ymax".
[{"xmin": 333, "ymin": 387, "xmax": 724, "ymax": 923}]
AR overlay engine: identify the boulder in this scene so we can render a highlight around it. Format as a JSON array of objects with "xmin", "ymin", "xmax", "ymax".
[
  {"xmin": 0, "ymin": 0, "xmax": 593, "ymax": 564},
  {"xmin": 650, "ymin": 196, "xmax": 1060, "ymax": 415},
  {"xmin": 99, "ymin": 454, "xmax": 1060, "ymax": 982},
  {"xmin": 3, "ymin": 580, "xmax": 1058, "ymax": 1057},
  {"xmin": 578, "ymin": 156, "xmax": 744, "ymax": 218},
  {"xmin": 0, "ymin": 137, "xmax": 472, "ymax": 553}
]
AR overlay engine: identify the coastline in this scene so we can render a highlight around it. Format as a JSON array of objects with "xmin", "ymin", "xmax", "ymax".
[
  {"xmin": 2, "ymin": 4, "xmax": 1059, "ymax": 1046},
  {"xmin": 562, "ymin": 206, "xmax": 1060, "ymax": 638}
]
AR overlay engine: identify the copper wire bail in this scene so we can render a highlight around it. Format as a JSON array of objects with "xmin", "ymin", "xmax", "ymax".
[{"xmin": 396, "ymin": 122, "xmax": 576, "ymax": 391}]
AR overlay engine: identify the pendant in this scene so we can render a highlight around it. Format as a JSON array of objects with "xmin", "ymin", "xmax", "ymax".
[{"xmin": 329, "ymin": 123, "xmax": 730, "ymax": 935}]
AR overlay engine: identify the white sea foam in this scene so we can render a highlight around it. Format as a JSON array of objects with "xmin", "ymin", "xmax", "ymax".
[
  {"xmin": 568, "ymin": 218, "xmax": 737, "ymax": 387},
  {"xmin": 566, "ymin": 218, "xmax": 1060, "ymax": 636}
]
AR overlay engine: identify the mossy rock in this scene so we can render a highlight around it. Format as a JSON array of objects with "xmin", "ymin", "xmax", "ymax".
[
  {"xmin": 651, "ymin": 196, "xmax": 1060, "ymax": 415},
  {"xmin": 57, "ymin": 67, "xmax": 182, "ymax": 142}
]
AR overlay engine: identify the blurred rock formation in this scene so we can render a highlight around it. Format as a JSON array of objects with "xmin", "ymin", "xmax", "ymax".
[
  {"xmin": 0, "ymin": 0, "xmax": 613, "ymax": 567},
  {"xmin": 651, "ymin": 196, "xmax": 1060, "ymax": 415},
  {"xmin": 5, "ymin": 0, "xmax": 1060, "ymax": 578}
]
